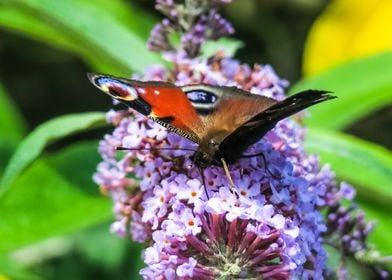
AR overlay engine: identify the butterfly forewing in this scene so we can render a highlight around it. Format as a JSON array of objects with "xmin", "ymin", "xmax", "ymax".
[{"xmin": 88, "ymin": 73, "xmax": 202, "ymax": 143}]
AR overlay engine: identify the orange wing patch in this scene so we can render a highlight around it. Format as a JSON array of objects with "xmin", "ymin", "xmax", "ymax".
[{"xmin": 136, "ymin": 85, "xmax": 204, "ymax": 142}]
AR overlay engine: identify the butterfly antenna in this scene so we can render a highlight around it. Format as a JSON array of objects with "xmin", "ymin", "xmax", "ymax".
[
  {"xmin": 241, "ymin": 152, "xmax": 280, "ymax": 179},
  {"xmin": 116, "ymin": 146, "xmax": 197, "ymax": 152},
  {"xmin": 197, "ymin": 166, "xmax": 210, "ymax": 200},
  {"xmin": 220, "ymin": 158, "xmax": 236, "ymax": 189}
]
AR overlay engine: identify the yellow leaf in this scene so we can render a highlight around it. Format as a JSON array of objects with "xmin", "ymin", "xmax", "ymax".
[{"xmin": 303, "ymin": 0, "xmax": 392, "ymax": 76}]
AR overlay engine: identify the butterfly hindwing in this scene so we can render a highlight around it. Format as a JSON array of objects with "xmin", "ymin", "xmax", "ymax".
[{"xmin": 219, "ymin": 89, "xmax": 336, "ymax": 163}]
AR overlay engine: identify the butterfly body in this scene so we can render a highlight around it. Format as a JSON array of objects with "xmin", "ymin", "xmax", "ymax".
[{"xmin": 88, "ymin": 73, "xmax": 335, "ymax": 168}]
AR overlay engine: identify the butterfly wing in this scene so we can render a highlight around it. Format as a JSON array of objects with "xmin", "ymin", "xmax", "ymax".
[
  {"xmin": 88, "ymin": 73, "xmax": 335, "ymax": 165},
  {"xmin": 88, "ymin": 73, "xmax": 203, "ymax": 143},
  {"xmin": 88, "ymin": 73, "xmax": 278, "ymax": 145},
  {"xmin": 218, "ymin": 90, "xmax": 336, "ymax": 163}
]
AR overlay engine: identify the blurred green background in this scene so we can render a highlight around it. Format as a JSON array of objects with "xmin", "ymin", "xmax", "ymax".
[
  {"xmin": 0, "ymin": 0, "xmax": 391, "ymax": 279},
  {"xmin": 0, "ymin": 0, "xmax": 326, "ymax": 128}
]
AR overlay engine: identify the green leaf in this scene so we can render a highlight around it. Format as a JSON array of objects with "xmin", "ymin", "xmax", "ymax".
[
  {"xmin": 0, "ymin": 0, "xmax": 163, "ymax": 74},
  {"xmin": 0, "ymin": 83, "xmax": 26, "ymax": 173},
  {"xmin": 361, "ymin": 204, "xmax": 392, "ymax": 259},
  {"xmin": 201, "ymin": 38, "xmax": 244, "ymax": 58},
  {"xmin": 290, "ymin": 51, "xmax": 392, "ymax": 129},
  {"xmin": 305, "ymin": 128, "xmax": 392, "ymax": 211},
  {"xmin": 0, "ymin": 83, "xmax": 25, "ymax": 144},
  {"xmin": 75, "ymin": 222, "xmax": 144, "ymax": 271},
  {"xmin": 306, "ymin": 128, "xmax": 392, "ymax": 258},
  {"xmin": 0, "ymin": 141, "xmax": 111, "ymax": 253},
  {"xmin": 0, "ymin": 5, "xmax": 115, "ymax": 74},
  {"xmin": 0, "ymin": 112, "xmax": 106, "ymax": 194},
  {"xmin": 0, "ymin": 255, "xmax": 41, "ymax": 279},
  {"xmin": 0, "ymin": 5, "xmax": 83, "ymax": 53}
]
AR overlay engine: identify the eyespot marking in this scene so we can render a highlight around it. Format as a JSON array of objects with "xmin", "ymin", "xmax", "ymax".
[
  {"xmin": 95, "ymin": 77, "xmax": 138, "ymax": 101},
  {"xmin": 185, "ymin": 90, "xmax": 218, "ymax": 105}
]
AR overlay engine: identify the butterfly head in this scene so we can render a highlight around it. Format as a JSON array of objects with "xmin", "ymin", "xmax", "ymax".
[
  {"xmin": 192, "ymin": 151, "xmax": 215, "ymax": 168},
  {"xmin": 192, "ymin": 140, "xmax": 222, "ymax": 168}
]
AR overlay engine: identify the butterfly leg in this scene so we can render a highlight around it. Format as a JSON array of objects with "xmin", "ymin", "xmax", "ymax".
[
  {"xmin": 241, "ymin": 152, "xmax": 279, "ymax": 179},
  {"xmin": 197, "ymin": 166, "xmax": 210, "ymax": 199},
  {"xmin": 220, "ymin": 158, "xmax": 236, "ymax": 189}
]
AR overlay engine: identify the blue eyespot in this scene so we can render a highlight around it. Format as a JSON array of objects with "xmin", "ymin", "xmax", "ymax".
[
  {"xmin": 186, "ymin": 90, "xmax": 217, "ymax": 105},
  {"xmin": 96, "ymin": 77, "xmax": 138, "ymax": 100}
]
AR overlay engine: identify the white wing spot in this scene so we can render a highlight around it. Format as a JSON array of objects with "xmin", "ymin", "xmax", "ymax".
[{"xmin": 128, "ymin": 87, "xmax": 138, "ymax": 99}]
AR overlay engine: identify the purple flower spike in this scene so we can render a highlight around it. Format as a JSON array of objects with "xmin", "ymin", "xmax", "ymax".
[
  {"xmin": 147, "ymin": 19, "xmax": 174, "ymax": 52},
  {"xmin": 93, "ymin": 0, "xmax": 388, "ymax": 278},
  {"xmin": 95, "ymin": 54, "xmax": 333, "ymax": 278},
  {"xmin": 207, "ymin": 11, "xmax": 234, "ymax": 40},
  {"xmin": 148, "ymin": 0, "xmax": 234, "ymax": 59},
  {"xmin": 142, "ymin": 213, "xmax": 291, "ymax": 279}
]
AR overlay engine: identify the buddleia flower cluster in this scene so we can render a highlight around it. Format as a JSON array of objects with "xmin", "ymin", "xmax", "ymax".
[{"xmin": 93, "ymin": 0, "xmax": 388, "ymax": 278}]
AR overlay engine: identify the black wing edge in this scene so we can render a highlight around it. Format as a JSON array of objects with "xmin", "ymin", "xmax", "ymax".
[
  {"xmin": 219, "ymin": 90, "xmax": 336, "ymax": 163},
  {"xmin": 263, "ymin": 90, "xmax": 336, "ymax": 118}
]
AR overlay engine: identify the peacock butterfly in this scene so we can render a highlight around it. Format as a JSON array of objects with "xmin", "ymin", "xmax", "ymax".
[{"xmin": 87, "ymin": 73, "xmax": 335, "ymax": 169}]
